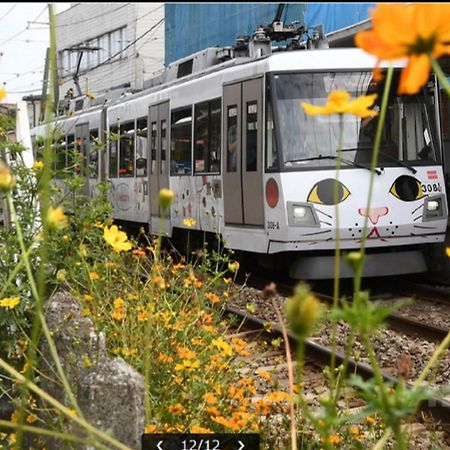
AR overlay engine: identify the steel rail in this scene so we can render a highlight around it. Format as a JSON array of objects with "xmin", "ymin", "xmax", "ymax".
[{"xmin": 223, "ymin": 304, "xmax": 450, "ymax": 433}]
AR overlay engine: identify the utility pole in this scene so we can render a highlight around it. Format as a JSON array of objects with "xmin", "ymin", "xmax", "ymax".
[{"xmin": 39, "ymin": 48, "xmax": 50, "ymax": 123}]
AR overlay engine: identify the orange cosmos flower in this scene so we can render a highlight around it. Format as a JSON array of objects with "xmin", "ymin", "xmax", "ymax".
[
  {"xmin": 190, "ymin": 425, "xmax": 213, "ymax": 434},
  {"xmin": 301, "ymin": 91, "xmax": 378, "ymax": 118},
  {"xmin": 356, "ymin": 3, "xmax": 450, "ymax": 95}
]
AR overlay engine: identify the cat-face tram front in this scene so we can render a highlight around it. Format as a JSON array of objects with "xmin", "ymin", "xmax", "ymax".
[{"xmin": 256, "ymin": 51, "xmax": 447, "ymax": 278}]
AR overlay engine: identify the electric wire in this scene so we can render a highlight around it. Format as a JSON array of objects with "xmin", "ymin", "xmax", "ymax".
[{"xmin": 0, "ymin": 4, "xmax": 17, "ymax": 24}]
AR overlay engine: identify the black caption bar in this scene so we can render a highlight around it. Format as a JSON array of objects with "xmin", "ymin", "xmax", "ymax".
[{"xmin": 142, "ymin": 433, "xmax": 260, "ymax": 450}]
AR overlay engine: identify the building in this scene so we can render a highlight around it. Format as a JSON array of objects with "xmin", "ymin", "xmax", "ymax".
[{"xmin": 55, "ymin": 3, "xmax": 164, "ymax": 110}]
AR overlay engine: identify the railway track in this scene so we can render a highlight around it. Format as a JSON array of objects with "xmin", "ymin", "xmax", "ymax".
[{"xmin": 222, "ymin": 303, "xmax": 450, "ymax": 434}]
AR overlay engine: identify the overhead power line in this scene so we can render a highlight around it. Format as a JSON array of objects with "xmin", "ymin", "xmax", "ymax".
[
  {"xmin": 0, "ymin": 5, "xmax": 17, "ymax": 24},
  {"xmin": 88, "ymin": 17, "xmax": 165, "ymax": 72}
]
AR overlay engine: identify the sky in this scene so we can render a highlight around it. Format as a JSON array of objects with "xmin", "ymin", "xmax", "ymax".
[{"xmin": 0, "ymin": 3, "xmax": 71, "ymax": 104}]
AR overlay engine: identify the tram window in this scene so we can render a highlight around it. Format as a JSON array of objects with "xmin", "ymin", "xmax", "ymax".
[
  {"xmin": 88, "ymin": 129, "xmax": 99, "ymax": 178},
  {"xmin": 150, "ymin": 121, "xmax": 157, "ymax": 175},
  {"xmin": 119, "ymin": 121, "xmax": 135, "ymax": 177},
  {"xmin": 109, "ymin": 125, "xmax": 119, "ymax": 178},
  {"xmin": 136, "ymin": 118, "xmax": 148, "ymax": 177},
  {"xmin": 170, "ymin": 107, "xmax": 192, "ymax": 175},
  {"xmin": 161, "ymin": 119, "xmax": 167, "ymax": 175},
  {"xmin": 54, "ymin": 136, "xmax": 66, "ymax": 172},
  {"xmin": 66, "ymin": 134, "xmax": 75, "ymax": 172},
  {"xmin": 194, "ymin": 98, "xmax": 221, "ymax": 173},
  {"xmin": 265, "ymin": 86, "xmax": 279, "ymax": 170},
  {"xmin": 246, "ymin": 101, "xmax": 258, "ymax": 172},
  {"xmin": 227, "ymin": 105, "xmax": 238, "ymax": 172}
]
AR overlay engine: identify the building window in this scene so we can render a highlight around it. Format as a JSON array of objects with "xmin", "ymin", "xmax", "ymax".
[
  {"xmin": 194, "ymin": 98, "xmax": 221, "ymax": 173},
  {"xmin": 170, "ymin": 107, "xmax": 192, "ymax": 175},
  {"xmin": 59, "ymin": 26, "xmax": 127, "ymax": 76}
]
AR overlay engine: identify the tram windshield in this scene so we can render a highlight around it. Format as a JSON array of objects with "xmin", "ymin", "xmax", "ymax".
[{"xmin": 271, "ymin": 71, "xmax": 439, "ymax": 170}]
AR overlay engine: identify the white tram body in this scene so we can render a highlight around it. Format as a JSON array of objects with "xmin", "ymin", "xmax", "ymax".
[{"xmin": 31, "ymin": 43, "xmax": 448, "ymax": 279}]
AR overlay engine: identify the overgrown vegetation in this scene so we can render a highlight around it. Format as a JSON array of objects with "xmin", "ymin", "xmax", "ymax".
[{"xmin": 0, "ymin": 3, "xmax": 450, "ymax": 450}]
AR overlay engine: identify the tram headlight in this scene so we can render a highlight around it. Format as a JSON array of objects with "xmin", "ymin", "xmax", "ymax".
[
  {"xmin": 287, "ymin": 202, "xmax": 319, "ymax": 227},
  {"xmin": 423, "ymin": 195, "xmax": 446, "ymax": 221}
]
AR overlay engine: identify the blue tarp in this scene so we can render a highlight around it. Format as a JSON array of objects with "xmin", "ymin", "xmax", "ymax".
[{"xmin": 164, "ymin": 3, "xmax": 375, "ymax": 65}]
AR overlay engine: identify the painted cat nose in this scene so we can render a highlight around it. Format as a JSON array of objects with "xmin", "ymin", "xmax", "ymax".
[{"xmin": 358, "ymin": 206, "xmax": 389, "ymax": 225}]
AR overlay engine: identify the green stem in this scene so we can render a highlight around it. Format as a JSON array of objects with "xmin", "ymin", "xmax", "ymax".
[
  {"xmin": 414, "ymin": 330, "xmax": 450, "ymax": 386},
  {"xmin": 431, "ymin": 57, "xmax": 450, "ymax": 99},
  {"xmin": 0, "ymin": 420, "xmax": 111, "ymax": 450},
  {"xmin": 354, "ymin": 65, "xmax": 394, "ymax": 292},
  {"xmin": 329, "ymin": 117, "xmax": 344, "ymax": 391},
  {"xmin": 361, "ymin": 334, "xmax": 390, "ymax": 420},
  {"xmin": 0, "ymin": 358, "xmax": 132, "ymax": 450}
]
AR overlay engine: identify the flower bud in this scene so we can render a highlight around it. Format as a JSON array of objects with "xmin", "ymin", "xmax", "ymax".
[
  {"xmin": 0, "ymin": 163, "xmax": 15, "ymax": 193},
  {"xmin": 158, "ymin": 188, "xmax": 175, "ymax": 209},
  {"xmin": 345, "ymin": 251, "xmax": 364, "ymax": 271},
  {"xmin": 285, "ymin": 283, "xmax": 322, "ymax": 339}
]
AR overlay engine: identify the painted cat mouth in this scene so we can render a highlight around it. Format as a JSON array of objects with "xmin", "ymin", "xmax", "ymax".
[{"xmin": 366, "ymin": 226, "xmax": 387, "ymax": 241}]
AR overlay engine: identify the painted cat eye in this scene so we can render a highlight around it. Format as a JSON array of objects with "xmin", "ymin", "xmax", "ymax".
[
  {"xmin": 307, "ymin": 178, "xmax": 351, "ymax": 205},
  {"xmin": 389, "ymin": 175, "xmax": 425, "ymax": 202}
]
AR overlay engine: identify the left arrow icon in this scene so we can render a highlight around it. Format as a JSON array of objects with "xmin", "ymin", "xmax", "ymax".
[{"xmin": 157, "ymin": 441, "xmax": 164, "ymax": 450}]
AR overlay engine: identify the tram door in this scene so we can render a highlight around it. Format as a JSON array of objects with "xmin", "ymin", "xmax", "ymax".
[
  {"xmin": 75, "ymin": 122, "xmax": 90, "ymax": 197},
  {"xmin": 149, "ymin": 101, "xmax": 170, "ymax": 230},
  {"xmin": 222, "ymin": 78, "xmax": 264, "ymax": 226}
]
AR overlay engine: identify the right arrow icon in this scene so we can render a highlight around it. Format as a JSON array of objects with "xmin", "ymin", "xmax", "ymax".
[{"xmin": 237, "ymin": 441, "xmax": 245, "ymax": 450}]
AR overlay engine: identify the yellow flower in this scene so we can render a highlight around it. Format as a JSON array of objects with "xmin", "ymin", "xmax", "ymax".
[
  {"xmin": 183, "ymin": 217, "xmax": 196, "ymax": 227},
  {"xmin": 203, "ymin": 392, "xmax": 218, "ymax": 405},
  {"xmin": 228, "ymin": 261, "xmax": 240, "ymax": 272},
  {"xmin": 256, "ymin": 369, "xmax": 272, "ymax": 381},
  {"xmin": 0, "ymin": 297, "xmax": 20, "ymax": 309},
  {"xmin": 47, "ymin": 206, "xmax": 68, "ymax": 230},
  {"xmin": 26, "ymin": 414, "xmax": 38, "ymax": 424},
  {"xmin": 264, "ymin": 391, "xmax": 290, "ymax": 402},
  {"xmin": 168, "ymin": 403, "xmax": 185, "ymax": 415},
  {"xmin": 446, "ymin": 247, "xmax": 450, "ymax": 258},
  {"xmin": 355, "ymin": 3, "xmax": 450, "ymax": 94},
  {"xmin": 111, "ymin": 309, "xmax": 125, "ymax": 320},
  {"xmin": 0, "ymin": 163, "xmax": 15, "ymax": 192},
  {"xmin": 205, "ymin": 292, "xmax": 220, "ymax": 304},
  {"xmin": 177, "ymin": 346, "xmax": 197, "ymax": 359},
  {"xmin": 144, "ymin": 424, "xmax": 158, "ymax": 433},
  {"xmin": 103, "ymin": 225, "xmax": 132, "ymax": 252},
  {"xmin": 328, "ymin": 434, "xmax": 341, "ymax": 445},
  {"xmin": 366, "ymin": 416, "xmax": 375, "ymax": 426},
  {"xmin": 158, "ymin": 188, "xmax": 175, "ymax": 209},
  {"xmin": 89, "ymin": 272, "xmax": 100, "ymax": 281},
  {"xmin": 0, "ymin": 86, "xmax": 6, "ymax": 102},
  {"xmin": 190, "ymin": 425, "xmax": 213, "ymax": 434},
  {"xmin": 212, "ymin": 337, "xmax": 233, "ymax": 357},
  {"xmin": 113, "ymin": 297, "xmax": 124, "ymax": 309},
  {"xmin": 174, "ymin": 359, "xmax": 200, "ymax": 371},
  {"xmin": 32, "ymin": 160, "xmax": 44, "ymax": 171},
  {"xmin": 302, "ymin": 90, "xmax": 378, "ymax": 118}
]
